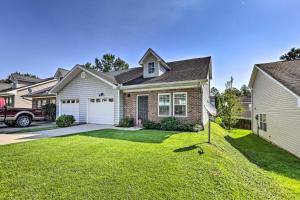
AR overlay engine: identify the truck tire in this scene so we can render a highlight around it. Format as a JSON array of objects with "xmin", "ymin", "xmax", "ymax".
[{"xmin": 16, "ymin": 115, "xmax": 32, "ymax": 127}]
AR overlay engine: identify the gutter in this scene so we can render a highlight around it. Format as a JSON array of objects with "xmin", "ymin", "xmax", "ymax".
[{"xmin": 120, "ymin": 79, "xmax": 207, "ymax": 90}]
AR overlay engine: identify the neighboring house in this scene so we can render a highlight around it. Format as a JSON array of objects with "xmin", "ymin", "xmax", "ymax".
[
  {"xmin": 239, "ymin": 96, "xmax": 251, "ymax": 120},
  {"xmin": 50, "ymin": 48, "xmax": 212, "ymax": 126},
  {"xmin": 249, "ymin": 60, "xmax": 300, "ymax": 157},
  {"xmin": 0, "ymin": 68, "xmax": 68, "ymax": 108}
]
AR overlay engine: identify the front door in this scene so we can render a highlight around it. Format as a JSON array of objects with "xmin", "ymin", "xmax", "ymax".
[{"xmin": 138, "ymin": 96, "xmax": 148, "ymax": 123}]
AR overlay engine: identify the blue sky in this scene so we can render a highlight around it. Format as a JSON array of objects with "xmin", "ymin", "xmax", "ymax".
[{"xmin": 0, "ymin": 0, "xmax": 300, "ymax": 91}]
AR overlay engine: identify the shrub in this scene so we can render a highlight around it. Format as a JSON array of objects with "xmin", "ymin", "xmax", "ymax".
[
  {"xmin": 215, "ymin": 117, "xmax": 223, "ymax": 126},
  {"xmin": 118, "ymin": 117, "xmax": 134, "ymax": 127},
  {"xmin": 56, "ymin": 115, "xmax": 75, "ymax": 127},
  {"xmin": 176, "ymin": 123, "xmax": 193, "ymax": 131},
  {"xmin": 160, "ymin": 117, "xmax": 179, "ymax": 131},
  {"xmin": 42, "ymin": 103, "xmax": 56, "ymax": 121},
  {"xmin": 143, "ymin": 120, "xmax": 161, "ymax": 129}
]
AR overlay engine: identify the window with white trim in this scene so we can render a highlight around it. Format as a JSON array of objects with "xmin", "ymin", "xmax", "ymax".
[
  {"xmin": 148, "ymin": 62, "xmax": 155, "ymax": 74},
  {"xmin": 173, "ymin": 93, "xmax": 187, "ymax": 117},
  {"xmin": 158, "ymin": 93, "xmax": 171, "ymax": 116},
  {"xmin": 259, "ymin": 114, "xmax": 267, "ymax": 131}
]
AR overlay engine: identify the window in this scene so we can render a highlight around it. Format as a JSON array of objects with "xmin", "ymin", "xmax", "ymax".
[
  {"xmin": 37, "ymin": 100, "xmax": 42, "ymax": 108},
  {"xmin": 173, "ymin": 93, "xmax": 187, "ymax": 117},
  {"xmin": 148, "ymin": 62, "xmax": 155, "ymax": 74},
  {"xmin": 50, "ymin": 99, "xmax": 56, "ymax": 104},
  {"xmin": 259, "ymin": 114, "xmax": 267, "ymax": 131},
  {"xmin": 158, "ymin": 94, "xmax": 171, "ymax": 116}
]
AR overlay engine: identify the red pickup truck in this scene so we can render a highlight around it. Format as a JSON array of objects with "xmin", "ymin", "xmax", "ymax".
[{"xmin": 0, "ymin": 97, "xmax": 44, "ymax": 127}]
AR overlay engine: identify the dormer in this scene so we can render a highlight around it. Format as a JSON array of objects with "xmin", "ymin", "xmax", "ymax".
[{"xmin": 139, "ymin": 48, "xmax": 170, "ymax": 78}]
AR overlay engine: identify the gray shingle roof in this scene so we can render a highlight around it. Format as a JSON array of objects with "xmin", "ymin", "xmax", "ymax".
[
  {"xmin": 0, "ymin": 83, "xmax": 12, "ymax": 92},
  {"xmin": 123, "ymin": 57, "xmax": 211, "ymax": 86},
  {"xmin": 9, "ymin": 73, "xmax": 43, "ymax": 83},
  {"xmin": 79, "ymin": 56, "xmax": 211, "ymax": 86},
  {"xmin": 22, "ymin": 86, "xmax": 55, "ymax": 97},
  {"xmin": 256, "ymin": 60, "xmax": 300, "ymax": 96}
]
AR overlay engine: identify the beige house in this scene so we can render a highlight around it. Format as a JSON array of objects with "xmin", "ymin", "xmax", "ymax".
[
  {"xmin": 0, "ymin": 68, "xmax": 68, "ymax": 108},
  {"xmin": 249, "ymin": 60, "xmax": 300, "ymax": 157}
]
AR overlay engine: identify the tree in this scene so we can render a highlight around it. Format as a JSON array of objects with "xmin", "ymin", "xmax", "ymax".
[
  {"xmin": 101, "ymin": 54, "xmax": 115, "ymax": 72},
  {"xmin": 83, "ymin": 62, "xmax": 93, "ymax": 69},
  {"xmin": 218, "ymin": 90, "xmax": 244, "ymax": 129},
  {"xmin": 217, "ymin": 77, "xmax": 244, "ymax": 129},
  {"xmin": 240, "ymin": 84, "xmax": 251, "ymax": 97},
  {"xmin": 210, "ymin": 87, "xmax": 220, "ymax": 96},
  {"xmin": 280, "ymin": 48, "xmax": 300, "ymax": 61},
  {"xmin": 84, "ymin": 54, "xmax": 129, "ymax": 72},
  {"xmin": 114, "ymin": 57, "xmax": 129, "ymax": 71}
]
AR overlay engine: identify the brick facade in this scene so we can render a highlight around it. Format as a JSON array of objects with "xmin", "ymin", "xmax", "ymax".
[{"xmin": 123, "ymin": 88, "xmax": 202, "ymax": 124}]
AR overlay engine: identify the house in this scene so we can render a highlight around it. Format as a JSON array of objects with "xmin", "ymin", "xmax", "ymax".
[
  {"xmin": 249, "ymin": 60, "xmax": 300, "ymax": 157},
  {"xmin": 0, "ymin": 68, "xmax": 68, "ymax": 108},
  {"xmin": 50, "ymin": 48, "xmax": 212, "ymax": 126},
  {"xmin": 239, "ymin": 96, "xmax": 251, "ymax": 120}
]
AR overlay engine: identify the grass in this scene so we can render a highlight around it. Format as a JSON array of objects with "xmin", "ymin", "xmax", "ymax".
[{"xmin": 0, "ymin": 124, "xmax": 300, "ymax": 199}]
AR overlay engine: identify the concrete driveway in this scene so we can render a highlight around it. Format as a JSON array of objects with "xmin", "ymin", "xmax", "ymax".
[{"xmin": 0, "ymin": 124, "xmax": 141, "ymax": 145}]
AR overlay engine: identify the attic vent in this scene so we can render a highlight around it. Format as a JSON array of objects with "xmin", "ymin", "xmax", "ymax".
[{"xmin": 81, "ymin": 71, "xmax": 86, "ymax": 79}]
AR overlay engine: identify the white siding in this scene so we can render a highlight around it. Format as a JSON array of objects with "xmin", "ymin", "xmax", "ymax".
[
  {"xmin": 202, "ymin": 82, "xmax": 210, "ymax": 125},
  {"xmin": 142, "ymin": 53, "xmax": 166, "ymax": 78},
  {"xmin": 57, "ymin": 71, "xmax": 120, "ymax": 124},
  {"xmin": 252, "ymin": 70, "xmax": 300, "ymax": 157}
]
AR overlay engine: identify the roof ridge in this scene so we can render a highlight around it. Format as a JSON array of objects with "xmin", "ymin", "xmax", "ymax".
[
  {"xmin": 167, "ymin": 56, "xmax": 211, "ymax": 64},
  {"xmin": 256, "ymin": 59, "xmax": 300, "ymax": 67}
]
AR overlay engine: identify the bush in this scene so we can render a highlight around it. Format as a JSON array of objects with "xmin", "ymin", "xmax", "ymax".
[
  {"xmin": 143, "ymin": 120, "xmax": 161, "ymax": 129},
  {"xmin": 42, "ymin": 103, "xmax": 56, "ymax": 121},
  {"xmin": 215, "ymin": 117, "xmax": 223, "ymax": 126},
  {"xmin": 118, "ymin": 117, "xmax": 134, "ymax": 127},
  {"xmin": 176, "ymin": 123, "xmax": 193, "ymax": 131},
  {"xmin": 160, "ymin": 117, "xmax": 179, "ymax": 131},
  {"xmin": 56, "ymin": 115, "xmax": 75, "ymax": 127}
]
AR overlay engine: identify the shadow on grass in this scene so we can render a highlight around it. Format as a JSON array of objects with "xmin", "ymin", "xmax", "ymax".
[
  {"xmin": 225, "ymin": 133, "xmax": 300, "ymax": 181},
  {"xmin": 67, "ymin": 129, "xmax": 177, "ymax": 144},
  {"xmin": 174, "ymin": 143, "xmax": 204, "ymax": 155}
]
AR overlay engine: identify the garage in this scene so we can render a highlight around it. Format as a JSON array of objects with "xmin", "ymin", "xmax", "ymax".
[
  {"xmin": 88, "ymin": 97, "xmax": 114, "ymax": 124},
  {"xmin": 60, "ymin": 99, "xmax": 80, "ymax": 121}
]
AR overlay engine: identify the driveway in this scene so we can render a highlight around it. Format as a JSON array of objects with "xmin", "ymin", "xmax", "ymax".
[
  {"xmin": 0, "ymin": 121, "xmax": 55, "ymax": 134},
  {"xmin": 0, "ymin": 124, "xmax": 141, "ymax": 145}
]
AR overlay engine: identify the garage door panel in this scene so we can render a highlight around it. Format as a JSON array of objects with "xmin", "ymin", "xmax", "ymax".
[
  {"xmin": 61, "ymin": 99, "xmax": 80, "ymax": 122},
  {"xmin": 88, "ymin": 97, "xmax": 114, "ymax": 124}
]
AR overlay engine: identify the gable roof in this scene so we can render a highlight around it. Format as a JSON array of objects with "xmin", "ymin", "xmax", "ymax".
[
  {"xmin": 249, "ymin": 60, "xmax": 300, "ymax": 97},
  {"xmin": 9, "ymin": 73, "xmax": 43, "ymax": 83},
  {"xmin": 54, "ymin": 68, "xmax": 69, "ymax": 78},
  {"xmin": 138, "ymin": 48, "xmax": 170, "ymax": 70}
]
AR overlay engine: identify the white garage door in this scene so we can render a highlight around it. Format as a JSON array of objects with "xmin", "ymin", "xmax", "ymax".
[
  {"xmin": 61, "ymin": 99, "xmax": 80, "ymax": 122},
  {"xmin": 88, "ymin": 97, "xmax": 114, "ymax": 124}
]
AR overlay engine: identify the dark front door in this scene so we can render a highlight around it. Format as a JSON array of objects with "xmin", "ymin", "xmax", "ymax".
[{"xmin": 138, "ymin": 96, "xmax": 148, "ymax": 123}]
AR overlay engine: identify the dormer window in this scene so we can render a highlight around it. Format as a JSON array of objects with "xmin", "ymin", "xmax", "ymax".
[{"xmin": 148, "ymin": 62, "xmax": 155, "ymax": 74}]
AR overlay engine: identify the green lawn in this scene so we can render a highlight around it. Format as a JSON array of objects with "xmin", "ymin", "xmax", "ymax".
[{"xmin": 0, "ymin": 124, "xmax": 300, "ymax": 199}]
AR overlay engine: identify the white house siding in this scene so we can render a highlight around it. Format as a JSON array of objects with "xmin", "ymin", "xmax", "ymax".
[
  {"xmin": 142, "ymin": 53, "xmax": 165, "ymax": 78},
  {"xmin": 202, "ymin": 81, "xmax": 210, "ymax": 125},
  {"xmin": 252, "ymin": 70, "xmax": 300, "ymax": 157},
  {"xmin": 57, "ymin": 71, "xmax": 120, "ymax": 124}
]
